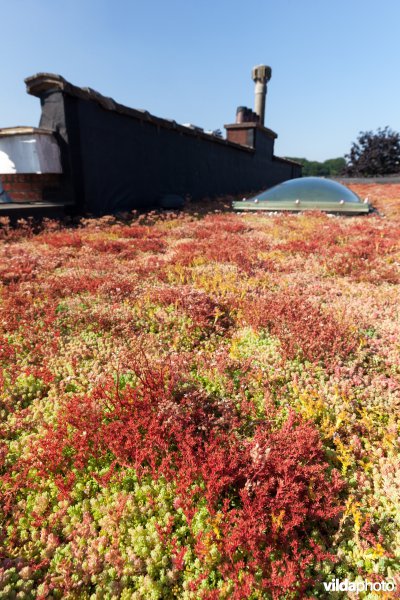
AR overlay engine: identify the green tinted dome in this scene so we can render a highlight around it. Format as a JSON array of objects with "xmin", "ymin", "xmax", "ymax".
[
  {"xmin": 233, "ymin": 177, "xmax": 371, "ymax": 213},
  {"xmin": 256, "ymin": 177, "xmax": 361, "ymax": 203}
]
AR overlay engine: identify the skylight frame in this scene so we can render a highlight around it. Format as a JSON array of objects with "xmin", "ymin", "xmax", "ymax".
[{"xmin": 233, "ymin": 177, "xmax": 371, "ymax": 214}]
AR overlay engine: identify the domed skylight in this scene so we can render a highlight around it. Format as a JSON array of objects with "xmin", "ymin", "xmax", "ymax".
[{"xmin": 233, "ymin": 177, "xmax": 371, "ymax": 214}]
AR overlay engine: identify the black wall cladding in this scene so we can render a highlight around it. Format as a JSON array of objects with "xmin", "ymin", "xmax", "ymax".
[{"xmin": 26, "ymin": 73, "xmax": 301, "ymax": 215}]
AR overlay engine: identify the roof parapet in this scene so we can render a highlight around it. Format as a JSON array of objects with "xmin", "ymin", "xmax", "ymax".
[{"xmin": 24, "ymin": 73, "xmax": 254, "ymax": 153}]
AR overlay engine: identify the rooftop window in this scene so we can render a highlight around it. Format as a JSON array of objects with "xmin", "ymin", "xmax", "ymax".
[{"xmin": 233, "ymin": 177, "xmax": 371, "ymax": 214}]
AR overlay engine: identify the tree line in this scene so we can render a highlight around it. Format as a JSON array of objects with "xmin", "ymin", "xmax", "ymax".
[
  {"xmin": 287, "ymin": 127, "xmax": 400, "ymax": 177},
  {"xmin": 286, "ymin": 157, "xmax": 346, "ymax": 177}
]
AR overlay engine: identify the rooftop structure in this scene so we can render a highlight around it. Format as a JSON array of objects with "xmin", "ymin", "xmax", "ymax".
[
  {"xmin": 0, "ymin": 66, "xmax": 301, "ymax": 216},
  {"xmin": 233, "ymin": 177, "xmax": 372, "ymax": 214}
]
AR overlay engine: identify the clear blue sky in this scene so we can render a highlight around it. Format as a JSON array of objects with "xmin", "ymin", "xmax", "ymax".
[{"xmin": 2, "ymin": 0, "xmax": 399, "ymax": 161}]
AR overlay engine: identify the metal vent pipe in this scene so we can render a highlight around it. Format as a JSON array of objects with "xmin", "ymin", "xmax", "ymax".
[{"xmin": 251, "ymin": 65, "xmax": 272, "ymax": 126}]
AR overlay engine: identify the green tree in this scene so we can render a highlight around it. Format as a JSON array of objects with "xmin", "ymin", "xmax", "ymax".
[
  {"xmin": 323, "ymin": 157, "xmax": 346, "ymax": 176},
  {"xmin": 286, "ymin": 157, "xmax": 346, "ymax": 177}
]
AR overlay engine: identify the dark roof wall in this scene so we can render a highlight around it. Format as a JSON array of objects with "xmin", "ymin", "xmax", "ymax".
[{"xmin": 25, "ymin": 73, "xmax": 301, "ymax": 214}]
